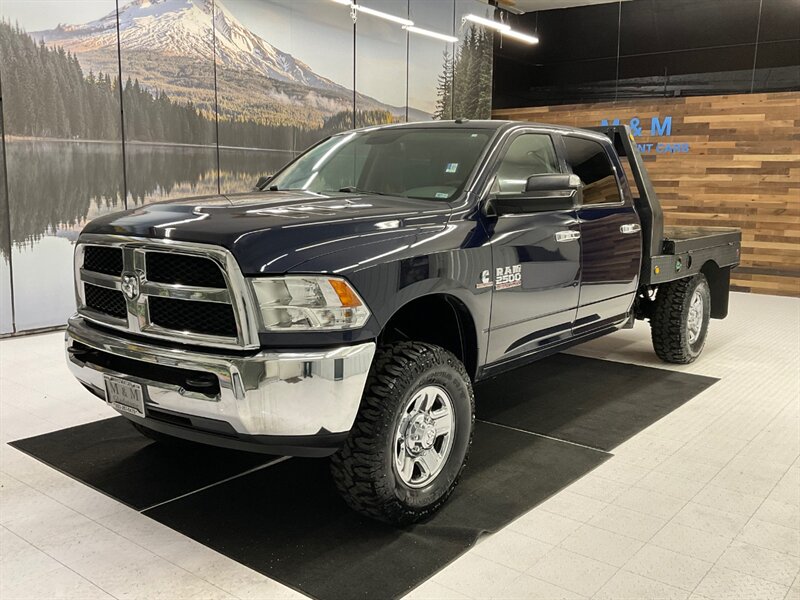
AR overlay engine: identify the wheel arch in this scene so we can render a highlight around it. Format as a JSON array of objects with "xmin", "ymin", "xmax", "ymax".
[{"xmin": 378, "ymin": 293, "xmax": 480, "ymax": 380}]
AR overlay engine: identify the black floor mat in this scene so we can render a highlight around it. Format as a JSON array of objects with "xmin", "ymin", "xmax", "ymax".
[
  {"xmin": 9, "ymin": 354, "xmax": 717, "ymax": 600},
  {"xmin": 145, "ymin": 422, "xmax": 607, "ymax": 600},
  {"xmin": 476, "ymin": 354, "xmax": 718, "ymax": 451},
  {"xmin": 10, "ymin": 417, "xmax": 274, "ymax": 510}
]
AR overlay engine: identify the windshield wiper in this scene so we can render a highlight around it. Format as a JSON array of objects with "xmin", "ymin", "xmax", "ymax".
[{"xmin": 336, "ymin": 186, "xmax": 393, "ymax": 197}]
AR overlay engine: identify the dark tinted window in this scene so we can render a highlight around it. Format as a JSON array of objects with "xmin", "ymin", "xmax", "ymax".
[
  {"xmin": 563, "ymin": 136, "xmax": 621, "ymax": 205},
  {"xmin": 491, "ymin": 134, "xmax": 559, "ymax": 195},
  {"xmin": 270, "ymin": 129, "xmax": 492, "ymax": 201}
]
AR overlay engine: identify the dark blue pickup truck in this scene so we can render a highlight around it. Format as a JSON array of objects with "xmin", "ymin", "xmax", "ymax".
[{"xmin": 66, "ymin": 121, "xmax": 741, "ymax": 523}]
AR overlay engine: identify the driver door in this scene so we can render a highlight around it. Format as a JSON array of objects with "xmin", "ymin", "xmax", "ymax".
[{"xmin": 484, "ymin": 132, "xmax": 582, "ymax": 364}]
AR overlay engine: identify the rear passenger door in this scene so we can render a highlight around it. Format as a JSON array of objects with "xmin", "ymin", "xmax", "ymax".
[{"xmin": 562, "ymin": 134, "xmax": 642, "ymax": 332}]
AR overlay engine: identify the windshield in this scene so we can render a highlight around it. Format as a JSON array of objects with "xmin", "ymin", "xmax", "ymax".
[{"xmin": 268, "ymin": 128, "xmax": 492, "ymax": 201}]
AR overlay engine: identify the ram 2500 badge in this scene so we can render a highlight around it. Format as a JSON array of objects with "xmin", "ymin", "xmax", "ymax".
[{"xmin": 66, "ymin": 121, "xmax": 741, "ymax": 524}]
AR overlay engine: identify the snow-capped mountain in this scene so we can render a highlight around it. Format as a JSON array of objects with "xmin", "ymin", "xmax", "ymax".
[{"xmin": 35, "ymin": 0, "xmax": 345, "ymax": 94}]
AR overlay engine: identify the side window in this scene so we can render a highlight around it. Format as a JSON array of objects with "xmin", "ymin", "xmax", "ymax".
[
  {"xmin": 563, "ymin": 136, "xmax": 622, "ymax": 205},
  {"xmin": 491, "ymin": 134, "xmax": 559, "ymax": 195}
]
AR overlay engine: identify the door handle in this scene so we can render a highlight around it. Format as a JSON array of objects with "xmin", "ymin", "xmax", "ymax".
[
  {"xmin": 620, "ymin": 224, "xmax": 642, "ymax": 234},
  {"xmin": 554, "ymin": 230, "xmax": 581, "ymax": 242}
]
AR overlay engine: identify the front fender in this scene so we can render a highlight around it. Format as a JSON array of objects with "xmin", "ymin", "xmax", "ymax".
[{"xmin": 295, "ymin": 219, "xmax": 494, "ymax": 367}]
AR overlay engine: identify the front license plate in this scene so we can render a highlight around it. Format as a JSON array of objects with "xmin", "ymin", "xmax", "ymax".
[{"xmin": 104, "ymin": 375, "xmax": 145, "ymax": 418}]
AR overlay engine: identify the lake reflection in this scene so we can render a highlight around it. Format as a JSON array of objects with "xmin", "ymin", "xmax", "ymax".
[
  {"xmin": 219, "ymin": 146, "xmax": 295, "ymax": 194},
  {"xmin": 2, "ymin": 140, "xmax": 294, "ymax": 331}
]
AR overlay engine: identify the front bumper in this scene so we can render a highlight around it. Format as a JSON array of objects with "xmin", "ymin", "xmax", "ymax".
[{"xmin": 65, "ymin": 316, "xmax": 376, "ymax": 456}]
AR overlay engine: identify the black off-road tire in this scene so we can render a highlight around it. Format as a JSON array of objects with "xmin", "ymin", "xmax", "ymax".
[
  {"xmin": 651, "ymin": 274, "xmax": 711, "ymax": 364},
  {"xmin": 330, "ymin": 341, "xmax": 475, "ymax": 525}
]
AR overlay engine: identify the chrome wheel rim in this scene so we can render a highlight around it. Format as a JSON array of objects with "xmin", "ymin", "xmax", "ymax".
[
  {"xmin": 687, "ymin": 289, "xmax": 704, "ymax": 344},
  {"xmin": 394, "ymin": 385, "xmax": 455, "ymax": 488}
]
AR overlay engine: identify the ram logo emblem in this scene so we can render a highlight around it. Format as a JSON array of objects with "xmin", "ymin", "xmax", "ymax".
[{"xmin": 121, "ymin": 273, "xmax": 140, "ymax": 301}]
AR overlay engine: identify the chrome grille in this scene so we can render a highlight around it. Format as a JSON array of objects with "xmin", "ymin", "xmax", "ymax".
[
  {"xmin": 145, "ymin": 253, "xmax": 227, "ymax": 288},
  {"xmin": 84, "ymin": 284, "xmax": 127, "ymax": 319},
  {"xmin": 84, "ymin": 246, "xmax": 123, "ymax": 276},
  {"xmin": 149, "ymin": 297, "xmax": 237, "ymax": 337},
  {"xmin": 75, "ymin": 235, "xmax": 259, "ymax": 349}
]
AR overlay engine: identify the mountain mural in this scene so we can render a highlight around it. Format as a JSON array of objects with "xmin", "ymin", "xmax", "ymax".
[
  {"xmin": 33, "ymin": 0, "xmax": 429, "ymax": 128},
  {"xmin": 0, "ymin": 0, "xmax": 493, "ymax": 333}
]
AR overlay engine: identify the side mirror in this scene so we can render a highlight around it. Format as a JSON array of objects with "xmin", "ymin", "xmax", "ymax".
[
  {"xmin": 254, "ymin": 175, "xmax": 271, "ymax": 190},
  {"xmin": 525, "ymin": 173, "xmax": 581, "ymax": 193},
  {"xmin": 486, "ymin": 174, "xmax": 582, "ymax": 216}
]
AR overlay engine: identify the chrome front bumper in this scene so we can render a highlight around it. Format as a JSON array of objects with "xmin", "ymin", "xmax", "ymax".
[{"xmin": 65, "ymin": 316, "xmax": 376, "ymax": 448}]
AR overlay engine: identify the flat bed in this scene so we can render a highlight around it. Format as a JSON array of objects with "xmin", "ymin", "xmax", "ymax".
[
  {"xmin": 592, "ymin": 126, "xmax": 741, "ymax": 298},
  {"xmin": 662, "ymin": 226, "xmax": 742, "ymax": 254}
]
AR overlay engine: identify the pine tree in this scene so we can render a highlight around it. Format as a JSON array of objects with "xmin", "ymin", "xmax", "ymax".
[
  {"xmin": 475, "ymin": 29, "xmax": 494, "ymax": 119},
  {"xmin": 433, "ymin": 49, "xmax": 453, "ymax": 120},
  {"xmin": 452, "ymin": 25, "xmax": 478, "ymax": 119}
]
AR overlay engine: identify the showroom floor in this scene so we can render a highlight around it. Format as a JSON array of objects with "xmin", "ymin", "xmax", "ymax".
[{"xmin": 1, "ymin": 291, "xmax": 798, "ymax": 600}]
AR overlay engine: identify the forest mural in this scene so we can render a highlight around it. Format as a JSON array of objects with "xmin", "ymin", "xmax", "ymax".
[
  {"xmin": 435, "ymin": 23, "xmax": 494, "ymax": 120},
  {"xmin": 0, "ymin": 0, "xmax": 494, "ymax": 333}
]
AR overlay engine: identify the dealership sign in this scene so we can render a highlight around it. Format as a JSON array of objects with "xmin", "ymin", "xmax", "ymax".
[{"xmin": 600, "ymin": 116, "xmax": 690, "ymax": 154}]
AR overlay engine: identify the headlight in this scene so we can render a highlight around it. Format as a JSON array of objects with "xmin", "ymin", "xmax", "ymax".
[{"xmin": 250, "ymin": 276, "xmax": 370, "ymax": 331}]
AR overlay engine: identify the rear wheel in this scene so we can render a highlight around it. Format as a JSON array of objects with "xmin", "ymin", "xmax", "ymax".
[
  {"xmin": 330, "ymin": 341, "xmax": 474, "ymax": 525},
  {"xmin": 651, "ymin": 274, "xmax": 711, "ymax": 364}
]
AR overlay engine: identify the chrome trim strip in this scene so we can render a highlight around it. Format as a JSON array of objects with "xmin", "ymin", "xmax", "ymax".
[
  {"xmin": 75, "ymin": 234, "xmax": 261, "ymax": 350},
  {"xmin": 66, "ymin": 316, "xmax": 376, "ymax": 437},
  {"xmin": 142, "ymin": 320, "xmax": 239, "ymax": 346},
  {"xmin": 80, "ymin": 269, "xmax": 122, "ymax": 290},
  {"xmin": 140, "ymin": 281, "xmax": 232, "ymax": 304}
]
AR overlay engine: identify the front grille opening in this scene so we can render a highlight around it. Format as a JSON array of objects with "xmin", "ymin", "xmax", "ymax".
[
  {"xmin": 69, "ymin": 342, "xmax": 220, "ymax": 397},
  {"xmin": 85, "ymin": 284, "xmax": 127, "ymax": 319},
  {"xmin": 148, "ymin": 296, "xmax": 237, "ymax": 338},
  {"xmin": 146, "ymin": 253, "xmax": 227, "ymax": 288},
  {"xmin": 83, "ymin": 246, "xmax": 123, "ymax": 276}
]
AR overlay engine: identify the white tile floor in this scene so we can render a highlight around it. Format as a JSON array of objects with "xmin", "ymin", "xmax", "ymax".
[{"xmin": 1, "ymin": 292, "xmax": 798, "ymax": 600}]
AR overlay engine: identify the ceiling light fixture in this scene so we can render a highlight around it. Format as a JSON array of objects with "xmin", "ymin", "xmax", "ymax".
[
  {"xmin": 354, "ymin": 4, "xmax": 414, "ymax": 27},
  {"xmin": 463, "ymin": 14, "xmax": 510, "ymax": 32},
  {"xmin": 463, "ymin": 13, "xmax": 538, "ymax": 44},
  {"xmin": 403, "ymin": 25, "xmax": 459, "ymax": 43},
  {"xmin": 330, "ymin": 1, "xmax": 465, "ymax": 44},
  {"xmin": 502, "ymin": 29, "xmax": 539, "ymax": 44}
]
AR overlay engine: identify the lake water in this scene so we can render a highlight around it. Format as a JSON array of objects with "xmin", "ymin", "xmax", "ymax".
[{"xmin": 1, "ymin": 140, "xmax": 294, "ymax": 332}]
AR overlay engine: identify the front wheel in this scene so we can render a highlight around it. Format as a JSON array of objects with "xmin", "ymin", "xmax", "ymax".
[
  {"xmin": 330, "ymin": 341, "xmax": 474, "ymax": 525},
  {"xmin": 651, "ymin": 274, "xmax": 711, "ymax": 364}
]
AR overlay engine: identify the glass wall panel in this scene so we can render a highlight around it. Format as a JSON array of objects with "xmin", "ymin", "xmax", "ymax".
[
  {"xmin": 355, "ymin": 0, "xmax": 409, "ymax": 126},
  {"xmin": 752, "ymin": 0, "xmax": 800, "ymax": 92},
  {"xmin": 408, "ymin": 0, "xmax": 455, "ymax": 121},
  {"xmin": 291, "ymin": 0, "xmax": 357, "ymax": 150},
  {"xmin": 118, "ymin": 0, "xmax": 218, "ymax": 204},
  {"xmin": 0, "ymin": 0, "xmax": 125, "ymax": 330},
  {"xmin": 0, "ymin": 104, "xmax": 12, "ymax": 334},
  {"xmin": 618, "ymin": 0, "xmax": 759, "ymax": 97},
  {"xmin": 453, "ymin": 0, "xmax": 494, "ymax": 119},
  {"xmin": 216, "ymin": 0, "xmax": 355, "ymax": 193}
]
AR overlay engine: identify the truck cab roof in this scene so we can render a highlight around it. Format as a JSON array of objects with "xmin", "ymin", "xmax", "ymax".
[{"xmin": 353, "ymin": 119, "xmax": 596, "ymax": 132}]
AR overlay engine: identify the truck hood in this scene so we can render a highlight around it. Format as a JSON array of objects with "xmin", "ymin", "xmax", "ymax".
[{"xmin": 82, "ymin": 190, "xmax": 452, "ymax": 273}]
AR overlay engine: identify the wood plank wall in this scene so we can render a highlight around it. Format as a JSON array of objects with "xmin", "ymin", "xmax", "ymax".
[{"xmin": 493, "ymin": 92, "xmax": 800, "ymax": 297}]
